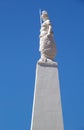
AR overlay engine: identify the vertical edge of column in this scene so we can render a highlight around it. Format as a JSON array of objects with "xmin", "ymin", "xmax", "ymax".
[{"xmin": 30, "ymin": 63, "xmax": 38, "ymax": 130}]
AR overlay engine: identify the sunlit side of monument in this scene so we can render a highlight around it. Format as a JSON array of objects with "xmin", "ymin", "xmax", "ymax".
[{"xmin": 30, "ymin": 10, "xmax": 64, "ymax": 130}]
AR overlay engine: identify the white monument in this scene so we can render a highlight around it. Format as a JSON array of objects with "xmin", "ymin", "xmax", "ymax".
[
  {"xmin": 39, "ymin": 10, "xmax": 56, "ymax": 64},
  {"xmin": 30, "ymin": 10, "xmax": 64, "ymax": 130}
]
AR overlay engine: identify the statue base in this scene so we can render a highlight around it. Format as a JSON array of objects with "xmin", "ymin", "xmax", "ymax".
[
  {"xmin": 30, "ymin": 62, "xmax": 64, "ymax": 130},
  {"xmin": 38, "ymin": 58, "xmax": 58, "ymax": 67}
]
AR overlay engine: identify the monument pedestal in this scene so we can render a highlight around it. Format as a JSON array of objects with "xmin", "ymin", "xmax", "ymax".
[{"xmin": 31, "ymin": 62, "xmax": 64, "ymax": 130}]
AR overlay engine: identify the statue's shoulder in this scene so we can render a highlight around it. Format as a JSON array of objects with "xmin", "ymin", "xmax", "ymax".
[
  {"xmin": 42, "ymin": 20, "xmax": 51, "ymax": 26},
  {"xmin": 46, "ymin": 19, "xmax": 51, "ymax": 25}
]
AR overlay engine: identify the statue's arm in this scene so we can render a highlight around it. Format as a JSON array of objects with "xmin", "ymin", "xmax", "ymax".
[
  {"xmin": 48, "ymin": 25, "xmax": 52, "ymax": 35},
  {"xmin": 46, "ymin": 20, "xmax": 53, "ymax": 36}
]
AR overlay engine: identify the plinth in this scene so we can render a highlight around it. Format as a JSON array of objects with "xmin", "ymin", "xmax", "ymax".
[{"xmin": 30, "ymin": 62, "xmax": 64, "ymax": 130}]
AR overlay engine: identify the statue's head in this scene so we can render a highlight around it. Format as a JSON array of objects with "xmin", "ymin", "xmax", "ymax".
[{"xmin": 41, "ymin": 10, "xmax": 49, "ymax": 21}]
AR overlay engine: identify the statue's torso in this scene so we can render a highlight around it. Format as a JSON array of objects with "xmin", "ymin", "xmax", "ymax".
[
  {"xmin": 39, "ymin": 19, "xmax": 56, "ymax": 60},
  {"xmin": 40, "ymin": 20, "xmax": 51, "ymax": 37}
]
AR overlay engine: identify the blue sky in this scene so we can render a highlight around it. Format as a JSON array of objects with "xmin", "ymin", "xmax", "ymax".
[{"xmin": 0, "ymin": 0, "xmax": 84, "ymax": 130}]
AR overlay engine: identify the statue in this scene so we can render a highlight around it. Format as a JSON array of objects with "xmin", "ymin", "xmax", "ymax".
[{"xmin": 38, "ymin": 10, "xmax": 56, "ymax": 65}]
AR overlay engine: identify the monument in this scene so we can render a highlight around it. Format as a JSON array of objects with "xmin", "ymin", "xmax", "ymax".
[{"xmin": 30, "ymin": 10, "xmax": 64, "ymax": 130}]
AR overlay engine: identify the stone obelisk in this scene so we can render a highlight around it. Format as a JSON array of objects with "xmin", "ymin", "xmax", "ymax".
[{"xmin": 30, "ymin": 10, "xmax": 64, "ymax": 130}]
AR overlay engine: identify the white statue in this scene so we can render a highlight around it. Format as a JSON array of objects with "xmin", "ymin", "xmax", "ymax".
[{"xmin": 38, "ymin": 10, "xmax": 56, "ymax": 64}]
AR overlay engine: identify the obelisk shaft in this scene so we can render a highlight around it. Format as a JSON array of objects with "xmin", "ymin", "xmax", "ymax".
[{"xmin": 31, "ymin": 63, "xmax": 64, "ymax": 130}]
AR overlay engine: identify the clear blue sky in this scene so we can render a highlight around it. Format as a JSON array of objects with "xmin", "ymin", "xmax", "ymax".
[{"xmin": 0, "ymin": 0, "xmax": 84, "ymax": 130}]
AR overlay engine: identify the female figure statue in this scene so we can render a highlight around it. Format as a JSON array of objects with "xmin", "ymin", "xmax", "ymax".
[{"xmin": 39, "ymin": 10, "xmax": 56, "ymax": 63}]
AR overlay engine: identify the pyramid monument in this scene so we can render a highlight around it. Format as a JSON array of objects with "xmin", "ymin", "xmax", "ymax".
[{"xmin": 30, "ymin": 10, "xmax": 64, "ymax": 130}]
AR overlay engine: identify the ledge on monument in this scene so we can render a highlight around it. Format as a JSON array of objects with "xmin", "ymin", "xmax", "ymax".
[{"xmin": 37, "ymin": 59, "xmax": 58, "ymax": 68}]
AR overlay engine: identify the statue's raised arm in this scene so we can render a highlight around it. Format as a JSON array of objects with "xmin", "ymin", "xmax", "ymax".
[{"xmin": 39, "ymin": 10, "xmax": 56, "ymax": 64}]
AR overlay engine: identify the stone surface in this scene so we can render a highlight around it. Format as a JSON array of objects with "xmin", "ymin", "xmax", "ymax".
[
  {"xmin": 30, "ymin": 62, "xmax": 64, "ymax": 130},
  {"xmin": 39, "ymin": 10, "xmax": 56, "ymax": 62}
]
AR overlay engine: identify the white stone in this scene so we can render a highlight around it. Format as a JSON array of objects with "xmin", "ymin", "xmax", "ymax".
[
  {"xmin": 39, "ymin": 10, "xmax": 56, "ymax": 62},
  {"xmin": 30, "ymin": 63, "xmax": 64, "ymax": 130}
]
